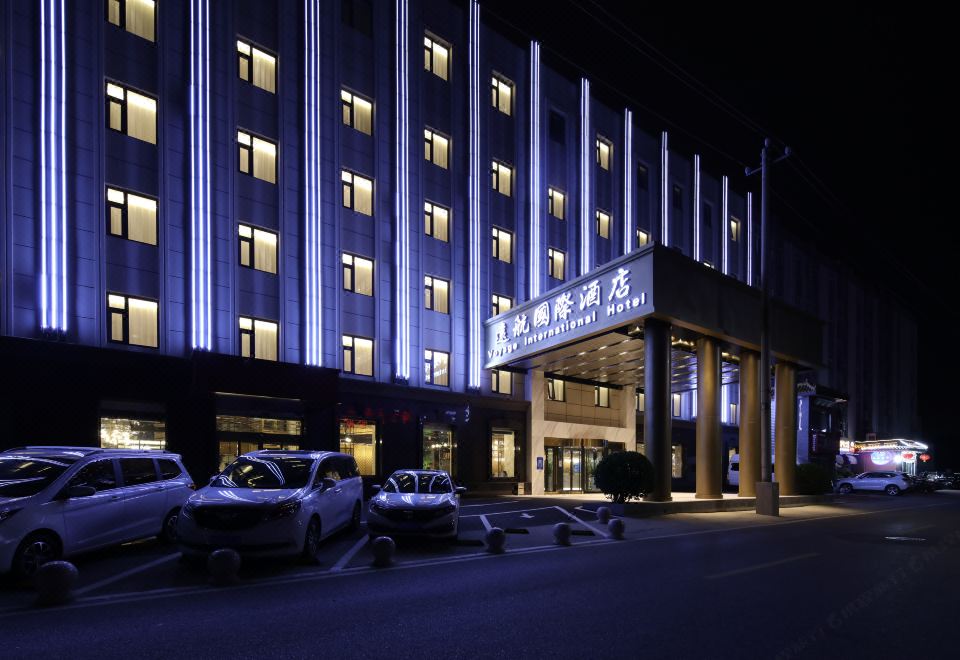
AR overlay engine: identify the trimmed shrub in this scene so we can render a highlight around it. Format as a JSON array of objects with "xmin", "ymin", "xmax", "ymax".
[
  {"xmin": 796, "ymin": 462, "xmax": 834, "ymax": 495},
  {"xmin": 593, "ymin": 451, "xmax": 654, "ymax": 503}
]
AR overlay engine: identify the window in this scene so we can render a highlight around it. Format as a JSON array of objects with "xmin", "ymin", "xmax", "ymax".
[
  {"xmin": 491, "ymin": 160, "xmax": 512, "ymax": 196},
  {"xmin": 548, "ymin": 188, "xmax": 565, "ymax": 220},
  {"xmin": 424, "ymin": 275, "xmax": 449, "ymax": 314},
  {"xmin": 107, "ymin": 293, "xmax": 158, "ymax": 348},
  {"xmin": 729, "ymin": 402, "xmax": 739, "ymax": 425},
  {"xmin": 492, "ymin": 227, "xmax": 512, "ymax": 263},
  {"xmin": 730, "ymin": 217, "xmax": 741, "ymax": 242},
  {"xmin": 238, "ymin": 316, "xmax": 278, "ymax": 361},
  {"xmin": 547, "ymin": 378, "xmax": 565, "ymax": 402},
  {"xmin": 549, "ymin": 111, "xmax": 565, "ymax": 143},
  {"xmin": 672, "ymin": 392, "xmax": 682, "ymax": 417},
  {"xmin": 238, "ymin": 224, "xmax": 278, "ymax": 274},
  {"xmin": 596, "ymin": 209, "xmax": 611, "ymax": 239},
  {"xmin": 491, "ymin": 369, "xmax": 512, "ymax": 395},
  {"xmin": 341, "ymin": 170, "xmax": 373, "ymax": 215},
  {"xmin": 237, "ymin": 39, "xmax": 277, "ymax": 93},
  {"xmin": 595, "ymin": 385, "xmax": 610, "ymax": 408},
  {"xmin": 491, "ymin": 294, "xmax": 512, "ymax": 316},
  {"xmin": 341, "ymin": 89, "xmax": 373, "ymax": 135},
  {"xmin": 422, "ymin": 426, "xmax": 454, "ymax": 474},
  {"xmin": 158, "ymin": 459, "xmax": 182, "ymax": 479},
  {"xmin": 68, "ymin": 460, "xmax": 118, "ymax": 492},
  {"xmin": 424, "ymin": 129, "xmax": 450, "ymax": 169},
  {"xmin": 672, "ymin": 444, "xmax": 683, "ymax": 478},
  {"xmin": 340, "ymin": 419, "xmax": 376, "ymax": 476},
  {"xmin": 424, "ymin": 349, "xmax": 450, "ymax": 386},
  {"xmin": 106, "ymin": 82, "xmax": 156, "ymax": 144},
  {"xmin": 548, "ymin": 247, "xmax": 565, "ymax": 280},
  {"xmin": 491, "ymin": 75, "xmax": 513, "ymax": 116},
  {"xmin": 424, "ymin": 202, "xmax": 449, "ymax": 242},
  {"xmin": 106, "ymin": 0, "xmax": 155, "ymax": 42},
  {"xmin": 342, "ymin": 335, "xmax": 374, "ymax": 376},
  {"xmin": 423, "ymin": 34, "xmax": 450, "ymax": 80},
  {"xmin": 596, "ymin": 137, "xmax": 612, "ymax": 170},
  {"xmin": 237, "ymin": 130, "xmax": 277, "ymax": 184},
  {"xmin": 106, "ymin": 187, "xmax": 157, "ymax": 245},
  {"xmin": 491, "ymin": 429, "xmax": 516, "ymax": 478},
  {"xmin": 341, "ymin": 0, "xmax": 373, "ymax": 36},
  {"xmin": 637, "ymin": 229, "xmax": 650, "ymax": 247},
  {"xmin": 120, "ymin": 458, "xmax": 158, "ymax": 486},
  {"xmin": 636, "ymin": 391, "xmax": 645, "ymax": 412},
  {"xmin": 100, "ymin": 417, "xmax": 166, "ymax": 451},
  {"xmin": 342, "ymin": 253, "xmax": 374, "ymax": 296}
]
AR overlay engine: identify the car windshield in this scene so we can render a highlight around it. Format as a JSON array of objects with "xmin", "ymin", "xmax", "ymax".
[
  {"xmin": 383, "ymin": 472, "xmax": 452, "ymax": 494},
  {"xmin": 0, "ymin": 458, "xmax": 70, "ymax": 497},
  {"xmin": 214, "ymin": 457, "xmax": 314, "ymax": 489}
]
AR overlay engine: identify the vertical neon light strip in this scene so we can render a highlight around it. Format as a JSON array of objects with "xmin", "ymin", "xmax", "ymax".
[
  {"xmin": 660, "ymin": 131, "xmax": 669, "ymax": 246},
  {"xmin": 190, "ymin": 0, "xmax": 211, "ymax": 349},
  {"xmin": 693, "ymin": 154, "xmax": 701, "ymax": 262},
  {"xmin": 528, "ymin": 41, "xmax": 541, "ymax": 299},
  {"xmin": 721, "ymin": 175, "xmax": 729, "ymax": 275},
  {"xmin": 579, "ymin": 78, "xmax": 591, "ymax": 275},
  {"xmin": 40, "ymin": 0, "xmax": 49, "ymax": 329},
  {"xmin": 58, "ymin": 0, "xmax": 66, "ymax": 331},
  {"xmin": 304, "ymin": 0, "xmax": 322, "ymax": 366},
  {"xmin": 467, "ymin": 0, "xmax": 481, "ymax": 387},
  {"xmin": 394, "ymin": 0, "xmax": 410, "ymax": 379},
  {"xmin": 623, "ymin": 109, "xmax": 633, "ymax": 255},
  {"xmin": 746, "ymin": 191, "xmax": 754, "ymax": 286}
]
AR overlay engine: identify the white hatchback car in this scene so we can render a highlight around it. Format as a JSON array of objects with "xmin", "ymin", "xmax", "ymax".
[
  {"xmin": 367, "ymin": 470, "xmax": 465, "ymax": 540},
  {"xmin": 836, "ymin": 471, "xmax": 911, "ymax": 496},
  {"xmin": 0, "ymin": 447, "xmax": 194, "ymax": 577},
  {"xmin": 178, "ymin": 450, "xmax": 363, "ymax": 560}
]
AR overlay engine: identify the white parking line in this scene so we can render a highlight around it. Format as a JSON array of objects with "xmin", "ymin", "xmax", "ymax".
[
  {"xmin": 461, "ymin": 506, "xmax": 558, "ymax": 519},
  {"xmin": 704, "ymin": 553, "xmax": 820, "ymax": 580},
  {"xmin": 330, "ymin": 535, "xmax": 369, "ymax": 572},
  {"xmin": 479, "ymin": 514, "xmax": 492, "ymax": 532},
  {"xmin": 460, "ymin": 500, "xmax": 519, "ymax": 508},
  {"xmin": 555, "ymin": 506, "xmax": 605, "ymax": 536},
  {"xmin": 73, "ymin": 553, "xmax": 181, "ymax": 597}
]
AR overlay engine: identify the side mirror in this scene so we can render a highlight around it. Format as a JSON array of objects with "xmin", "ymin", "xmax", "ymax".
[
  {"xmin": 455, "ymin": 486, "xmax": 467, "ymax": 495},
  {"xmin": 370, "ymin": 484, "xmax": 382, "ymax": 493},
  {"xmin": 318, "ymin": 477, "xmax": 337, "ymax": 491},
  {"xmin": 62, "ymin": 485, "xmax": 97, "ymax": 499}
]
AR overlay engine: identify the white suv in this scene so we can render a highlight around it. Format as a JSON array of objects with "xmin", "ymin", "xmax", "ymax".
[
  {"xmin": 836, "ymin": 471, "xmax": 911, "ymax": 496},
  {"xmin": 0, "ymin": 447, "xmax": 194, "ymax": 577}
]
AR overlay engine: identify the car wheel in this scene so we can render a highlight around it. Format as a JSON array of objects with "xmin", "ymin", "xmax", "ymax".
[
  {"xmin": 838, "ymin": 483, "xmax": 853, "ymax": 494},
  {"xmin": 12, "ymin": 532, "xmax": 62, "ymax": 579},
  {"xmin": 349, "ymin": 502, "xmax": 361, "ymax": 532},
  {"xmin": 159, "ymin": 508, "xmax": 180, "ymax": 544},
  {"xmin": 302, "ymin": 517, "xmax": 322, "ymax": 561},
  {"xmin": 885, "ymin": 485, "xmax": 901, "ymax": 496}
]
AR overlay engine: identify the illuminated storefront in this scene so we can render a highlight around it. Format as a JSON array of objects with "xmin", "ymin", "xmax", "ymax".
[
  {"xmin": 216, "ymin": 415, "xmax": 302, "ymax": 470},
  {"xmin": 844, "ymin": 438, "xmax": 930, "ymax": 476},
  {"xmin": 100, "ymin": 417, "xmax": 167, "ymax": 451},
  {"xmin": 339, "ymin": 419, "xmax": 377, "ymax": 476}
]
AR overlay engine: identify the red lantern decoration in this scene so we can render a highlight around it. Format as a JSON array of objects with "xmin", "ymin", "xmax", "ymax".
[
  {"xmin": 902, "ymin": 452, "xmax": 915, "ymax": 461},
  {"xmin": 919, "ymin": 453, "xmax": 931, "ymax": 462}
]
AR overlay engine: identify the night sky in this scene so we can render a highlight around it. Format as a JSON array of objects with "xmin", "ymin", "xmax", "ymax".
[{"xmin": 481, "ymin": 1, "xmax": 957, "ymax": 466}]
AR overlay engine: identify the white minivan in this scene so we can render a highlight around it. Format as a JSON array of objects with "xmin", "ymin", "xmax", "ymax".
[
  {"xmin": 727, "ymin": 454, "xmax": 774, "ymax": 487},
  {"xmin": 0, "ymin": 447, "xmax": 194, "ymax": 577}
]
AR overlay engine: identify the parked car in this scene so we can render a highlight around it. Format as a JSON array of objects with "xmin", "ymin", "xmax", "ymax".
[
  {"xmin": 177, "ymin": 450, "xmax": 362, "ymax": 560},
  {"xmin": 835, "ymin": 471, "xmax": 911, "ymax": 496},
  {"xmin": 367, "ymin": 469, "xmax": 465, "ymax": 540},
  {"xmin": 0, "ymin": 446, "xmax": 193, "ymax": 577}
]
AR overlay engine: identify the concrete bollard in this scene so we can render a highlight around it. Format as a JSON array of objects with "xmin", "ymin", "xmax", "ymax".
[
  {"xmin": 596, "ymin": 506, "xmax": 612, "ymax": 524},
  {"xmin": 485, "ymin": 527, "xmax": 506, "ymax": 554},
  {"xmin": 207, "ymin": 548, "xmax": 241, "ymax": 586},
  {"xmin": 34, "ymin": 560, "xmax": 78, "ymax": 606},
  {"xmin": 553, "ymin": 522, "xmax": 572, "ymax": 546},
  {"xmin": 607, "ymin": 518, "xmax": 625, "ymax": 540},
  {"xmin": 371, "ymin": 536, "xmax": 396, "ymax": 568}
]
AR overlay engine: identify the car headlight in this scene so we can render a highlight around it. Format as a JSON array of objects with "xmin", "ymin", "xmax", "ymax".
[
  {"xmin": 266, "ymin": 499, "xmax": 302, "ymax": 520},
  {"xmin": 0, "ymin": 508, "xmax": 21, "ymax": 524}
]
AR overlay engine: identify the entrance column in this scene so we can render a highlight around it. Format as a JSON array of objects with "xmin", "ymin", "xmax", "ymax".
[
  {"xmin": 774, "ymin": 361, "xmax": 798, "ymax": 495},
  {"xmin": 643, "ymin": 318, "xmax": 672, "ymax": 502},
  {"xmin": 695, "ymin": 336, "xmax": 722, "ymax": 499},
  {"xmin": 738, "ymin": 350, "xmax": 761, "ymax": 497},
  {"xmin": 527, "ymin": 369, "xmax": 546, "ymax": 495}
]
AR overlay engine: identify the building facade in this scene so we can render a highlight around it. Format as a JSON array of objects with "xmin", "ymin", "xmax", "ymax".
[{"xmin": 0, "ymin": 0, "xmax": 918, "ymax": 494}]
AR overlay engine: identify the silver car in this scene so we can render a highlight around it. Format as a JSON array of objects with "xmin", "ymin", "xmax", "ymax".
[
  {"xmin": 367, "ymin": 470, "xmax": 465, "ymax": 540},
  {"xmin": 836, "ymin": 471, "xmax": 911, "ymax": 496}
]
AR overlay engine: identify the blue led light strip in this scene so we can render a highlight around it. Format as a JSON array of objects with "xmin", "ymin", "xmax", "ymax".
[
  {"xmin": 660, "ymin": 131, "xmax": 669, "ymax": 246},
  {"xmin": 190, "ymin": 0, "xmax": 211, "ymax": 349},
  {"xmin": 467, "ymin": 0, "xmax": 481, "ymax": 388},
  {"xmin": 747, "ymin": 192, "xmax": 754, "ymax": 286},
  {"xmin": 394, "ymin": 0, "xmax": 410, "ymax": 379},
  {"xmin": 528, "ymin": 41, "xmax": 541, "ymax": 299},
  {"xmin": 693, "ymin": 154, "xmax": 701, "ymax": 262},
  {"xmin": 579, "ymin": 78, "xmax": 591, "ymax": 275},
  {"xmin": 623, "ymin": 109, "xmax": 633, "ymax": 255},
  {"xmin": 304, "ymin": 0, "xmax": 323, "ymax": 366},
  {"xmin": 721, "ymin": 175, "xmax": 729, "ymax": 275}
]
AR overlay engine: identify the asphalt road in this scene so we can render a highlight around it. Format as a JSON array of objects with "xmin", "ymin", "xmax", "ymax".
[{"xmin": 2, "ymin": 492, "xmax": 958, "ymax": 658}]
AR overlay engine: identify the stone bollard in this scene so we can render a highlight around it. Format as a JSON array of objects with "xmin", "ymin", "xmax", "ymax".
[
  {"xmin": 34, "ymin": 560, "xmax": 78, "ymax": 606},
  {"xmin": 208, "ymin": 548, "xmax": 241, "ymax": 586},
  {"xmin": 596, "ymin": 506, "xmax": 612, "ymax": 524},
  {"xmin": 553, "ymin": 522, "xmax": 572, "ymax": 546},
  {"xmin": 607, "ymin": 518, "xmax": 625, "ymax": 540},
  {"xmin": 485, "ymin": 527, "xmax": 506, "ymax": 554},
  {"xmin": 371, "ymin": 536, "xmax": 396, "ymax": 568}
]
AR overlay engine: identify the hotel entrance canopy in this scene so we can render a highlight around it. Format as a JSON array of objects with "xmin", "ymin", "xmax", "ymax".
[{"xmin": 484, "ymin": 244, "xmax": 822, "ymax": 383}]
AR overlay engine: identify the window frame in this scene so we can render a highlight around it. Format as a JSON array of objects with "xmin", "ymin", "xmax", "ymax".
[
  {"xmin": 105, "ymin": 80, "xmax": 157, "ymax": 144},
  {"xmin": 491, "ymin": 73, "xmax": 514, "ymax": 116},
  {"xmin": 237, "ymin": 223, "xmax": 279, "ymax": 274},
  {"xmin": 424, "ymin": 349, "xmax": 450, "ymax": 387},
  {"xmin": 424, "ymin": 201, "xmax": 450, "ymax": 242},
  {"xmin": 637, "ymin": 228, "xmax": 650, "ymax": 247},
  {"xmin": 547, "ymin": 247, "xmax": 565, "ymax": 281},
  {"xmin": 341, "ymin": 252, "xmax": 375, "ymax": 297},
  {"xmin": 423, "ymin": 32, "xmax": 451, "ymax": 81},
  {"xmin": 236, "ymin": 129, "xmax": 277, "ymax": 184},
  {"xmin": 106, "ymin": 292, "xmax": 159, "ymax": 349},
  {"xmin": 424, "ymin": 128, "xmax": 450, "ymax": 169},
  {"xmin": 491, "ymin": 293, "xmax": 512, "ymax": 316},
  {"xmin": 491, "ymin": 369, "xmax": 512, "ymax": 395},
  {"xmin": 730, "ymin": 216, "xmax": 741, "ymax": 243},
  {"xmin": 491, "ymin": 160, "xmax": 513, "ymax": 197},
  {"xmin": 341, "ymin": 169, "xmax": 374, "ymax": 216},
  {"xmin": 236, "ymin": 37, "xmax": 278, "ymax": 94},
  {"xmin": 491, "ymin": 226, "xmax": 513, "ymax": 264},
  {"xmin": 238, "ymin": 315, "xmax": 280, "ymax": 361},
  {"xmin": 105, "ymin": 186, "xmax": 158, "ymax": 246},
  {"xmin": 548, "ymin": 187, "xmax": 565, "ymax": 220},
  {"xmin": 341, "ymin": 88, "xmax": 374, "ymax": 135},
  {"xmin": 594, "ymin": 385, "xmax": 610, "ymax": 408},
  {"xmin": 106, "ymin": 0, "xmax": 156, "ymax": 42},
  {"xmin": 596, "ymin": 209, "xmax": 611, "ymax": 239},
  {"xmin": 424, "ymin": 275, "xmax": 450, "ymax": 314},
  {"xmin": 547, "ymin": 378, "xmax": 566, "ymax": 402},
  {"xmin": 342, "ymin": 334, "xmax": 374, "ymax": 376},
  {"xmin": 596, "ymin": 136, "xmax": 613, "ymax": 171}
]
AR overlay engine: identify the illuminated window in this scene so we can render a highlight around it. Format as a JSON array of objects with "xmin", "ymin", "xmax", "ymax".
[
  {"xmin": 237, "ymin": 130, "xmax": 277, "ymax": 184},
  {"xmin": 424, "ymin": 202, "xmax": 450, "ymax": 242},
  {"xmin": 596, "ymin": 209, "xmax": 611, "ymax": 239},
  {"xmin": 672, "ymin": 444, "xmax": 683, "ymax": 478},
  {"xmin": 106, "ymin": 0, "xmax": 155, "ymax": 42},
  {"xmin": 548, "ymin": 188, "xmax": 565, "ymax": 220},
  {"xmin": 636, "ymin": 390, "xmax": 645, "ymax": 412},
  {"xmin": 238, "ymin": 224, "xmax": 278, "ymax": 274},
  {"xmin": 637, "ymin": 229, "xmax": 650, "ymax": 247},
  {"xmin": 237, "ymin": 39, "xmax": 277, "ymax": 93},
  {"xmin": 107, "ymin": 293, "xmax": 158, "ymax": 348},
  {"xmin": 342, "ymin": 335, "xmax": 374, "ymax": 376},
  {"xmin": 730, "ymin": 217, "xmax": 741, "ymax": 242},
  {"xmin": 341, "ymin": 89, "xmax": 373, "ymax": 135},
  {"xmin": 547, "ymin": 378, "xmax": 565, "ymax": 402},
  {"xmin": 424, "ymin": 275, "xmax": 449, "ymax": 314},
  {"xmin": 106, "ymin": 187, "xmax": 157, "ymax": 246},
  {"xmin": 595, "ymin": 385, "xmax": 610, "ymax": 408},
  {"xmin": 106, "ymin": 82, "xmax": 156, "ymax": 144},
  {"xmin": 238, "ymin": 316, "xmax": 278, "ymax": 361},
  {"xmin": 492, "ymin": 227, "xmax": 512, "ymax": 263},
  {"xmin": 548, "ymin": 247, "xmax": 565, "ymax": 280},
  {"xmin": 342, "ymin": 253, "xmax": 374, "ymax": 296},
  {"xmin": 341, "ymin": 170, "xmax": 373, "ymax": 215},
  {"xmin": 424, "ymin": 129, "xmax": 450, "ymax": 169},
  {"xmin": 491, "ymin": 75, "xmax": 513, "ymax": 116},
  {"xmin": 491, "ymin": 370, "xmax": 512, "ymax": 395},
  {"xmin": 425, "ymin": 349, "xmax": 450, "ymax": 386},
  {"xmin": 672, "ymin": 392, "xmax": 682, "ymax": 417},
  {"xmin": 100, "ymin": 417, "xmax": 166, "ymax": 451},
  {"xmin": 490, "ymin": 429, "xmax": 516, "ymax": 478},
  {"xmin": 596, "ymin": 136, "xmax": 612, "ymax": 170},
  {"xmin": 491, "ymin": 294, "xmax": 512, "ymax": 316},
  {"xmin": 423, "ymin": 33, "xmax": 450, "ymax": 80},
  {"xmin": 491, "ymin": 160, "xmax": 513, "ymax": 197},
  {"xmin": 340, "ymin": 419, "xmax": 376, "ymax": 476}
]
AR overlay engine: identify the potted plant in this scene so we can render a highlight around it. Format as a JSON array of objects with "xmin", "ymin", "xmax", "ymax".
[{"xmin": 593, "ymin": 451, "xmax": 654, "ymax": 513}]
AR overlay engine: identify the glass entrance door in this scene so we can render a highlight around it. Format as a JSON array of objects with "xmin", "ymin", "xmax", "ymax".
[{"xmin": 561, "ymin": 448, "xmax": 582, "ymax": 491}]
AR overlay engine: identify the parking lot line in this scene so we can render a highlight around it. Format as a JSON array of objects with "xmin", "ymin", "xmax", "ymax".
[
  {"xmin": 479, "ymin": 514, "xmax": 492, "ymax": 531},
  {"xmin": 73, "ymin": 552, "xmax": 181, "ymax": 597},
  {"xmin": 555, "ymin": 506, "xmax": 605, "ymax": 536},
  {"xmin": 330, "ymin": 535, "xmax": 369, "ymax": 572},
  {"xmin": 460, "ymin": 500, "xmax": 518, "ymax": 508},
  {"xmin": 704, "ymin": 552, "xmax": 820, "ymax": 580},
  {"xmin": 462, "ymin": 506, "xmax": 559, "ymax": 519}
]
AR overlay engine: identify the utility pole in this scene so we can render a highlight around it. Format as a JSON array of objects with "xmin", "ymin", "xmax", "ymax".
[{"xmin": 746, "ymin": 138, "xmax": 789, "ymax": 514}]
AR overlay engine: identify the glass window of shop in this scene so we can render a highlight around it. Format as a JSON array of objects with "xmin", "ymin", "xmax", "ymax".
[
  {"xmin": 100, "ymin": 417, "xmax": 166, "ymax": 450},
  {"xmin": 422, "ymin": 426, "xmax": 455, "ymax": 475},
  {"xmin": 216, "ymin": 415, "xmax": 301, "ymax": 471},
  {"xmin": 490, "ymin": 429, "xmax": 516, "ymax": 479},
  {"xmin": 638, "ymin": 442, "xmax": 684, "ymax": 479},
  {"xmin": 339, "ymin": 419, "xmax": 377, "ymax": 476}
]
